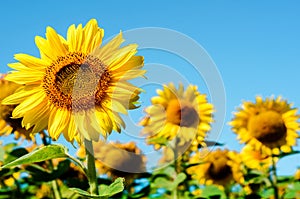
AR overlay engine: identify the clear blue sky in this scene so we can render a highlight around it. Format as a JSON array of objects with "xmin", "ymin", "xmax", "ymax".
[{"xmin": 0, "ymin": 1, "xmax": 299, "ymax": 175}]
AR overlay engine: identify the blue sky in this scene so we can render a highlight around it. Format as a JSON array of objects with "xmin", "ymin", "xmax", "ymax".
[{"xmin": 0, "ymin": 1, "xmax": 300, "ymax": 175}]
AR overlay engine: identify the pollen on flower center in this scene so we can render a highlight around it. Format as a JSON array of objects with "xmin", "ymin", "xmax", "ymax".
[
  {"xmin": 208, "ymin": 158, "xmax": 232, "ymax": 180},
  {"xmin": 166, "ymin": 99, "xmax": 199, "ymax": 127},
  {"xmin": 247, "ymin": 110, "xmax": 287, "ymax": 143},
  {"xmin": 43, "ymin": 52, "xmax": 111, "ymax": 111}
]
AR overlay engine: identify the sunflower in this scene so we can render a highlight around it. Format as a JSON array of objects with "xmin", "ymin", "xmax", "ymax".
[
  {"xmin": 240, "ymin": 144, "xmax": 274, "ymax": 171},
  {"xmin": 3, "ymin": 19, "xmax": 145, "ymax": 142},
  {"xmin": 0, "ymin": 74, "xmax": 34, "ymax": 141},
  {"xmin": 35, "ymin": 184, "xmax": 52, "ymax": 199},
  {"xmin": 229, "ymin": 96, "xmax": 299, "ymax": 155},
  {"xmin": 140, "ymin": 83, "xmax": 213, "ymax": 150},
  {"xmin": 77, "ymin": 141, "xmax": 146, "ymax": 184},
  {"xmin": 295, "ymin": 168, "xmax": 300, "ymax": 181},
  {"xmin": 187, "ymin": 149, "xmax": 243, "ymax": 189}
]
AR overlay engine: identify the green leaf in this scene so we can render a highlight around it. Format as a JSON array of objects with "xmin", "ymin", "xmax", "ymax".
[
  {"xmin": 151, "ymin": 177, "xmax": 174, "ymax": 191},
  {"xmin": 283, "ymin": 181, "xmax": 300, "ymax": 198},
  {"xmin": 148, "ymin": 136, "xmax": 168, "ymax": 146},
  {"xmin": 200, "ymin": 185, "xmax": 226, "ymax": 199},
  {"xmin": 260, "ymin": 188, "xmax": 274, "ymax": 198},
  {"xmin": 0, "ymin": 167, "xmax": 19, "ymax": 178},
  {"xmin": 1, "ymin": 144, "xmax": 68, "ymax": 169},
  {"xmin": 128, "ymin": 184, "xmax": 150, "ymax": 198},
  {"xmin": 69, "ymin": 188, "xmax": 100, "ymax": 198},
  {"xmin": 3, "ymin": 143, "xmax": 18, "ymax": 153},
  {"xmin": 99, "ymin": 177, "xmax": 125, "ymax": 197},
  {"xmin": 0, "ymin": 145, "xmax": 5, "ymax": 162},
  {"xmin": 277, "ymin": 150, "xmax": 300, "ymax": 159},
  {"xmin": 4, "ymin": 147, "xmax": 29, "ymax": 164},
  {"xmin": 183, "ymin": 161, "xmax": 207, "ymax": 169},
  {"xmin": 153, "ymin": 167, "xmax": 176, "ymax": 178},
  {"xmin": 173, "ymin": 173, "xmax": 187, "ymax": 187},
  {"xmin": 25, "ymin": 159, "xmax": 71, "ymax": 182},
  {"xmin": 203, "ymin": 140, "xmax": 224, "ymax": 147},
  {"xmin": 71, "ymin": 178, "xmax": 125, "ymax": 198}
]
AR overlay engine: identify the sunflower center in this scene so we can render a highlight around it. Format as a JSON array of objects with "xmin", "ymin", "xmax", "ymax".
[
  {"xmin": 247, "ymin": 110, "xmax": 287, "ymax": 143},
  {"xmin": 166, "ymin": 99, "xmax": 199, "ymax": 127},
  {"xmin": 208, "ymin": 157, "xmax": 232, "ymax": 180},
  {"xmin": 43, "ymin": 52, "xmax": 111, "ymax": 112}
]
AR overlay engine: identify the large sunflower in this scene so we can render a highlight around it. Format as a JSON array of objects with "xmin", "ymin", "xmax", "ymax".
[
  {"xmin": 229, "ymin": 96, "xmax": 299, "ymax": 155},
  {"xmin": 187, "ymin": 149, "xmax": 243, "ymax": 189},
  {"xmin": 140, "ymin": 83, "xmax": 213, "ymax": 150},
  {"xmin": 0, "ymin": 74, "xmax": 33, "ymax": 141},
  {"xmin": 3, "ymin": 19, "xmax": 145, "ymax": 142}
]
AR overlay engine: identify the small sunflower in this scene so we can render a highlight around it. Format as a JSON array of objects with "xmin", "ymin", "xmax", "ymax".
[
  {"xmin": 77, "ymin": 141, "xmax": 146, "ymax": 183},
  {"xmin": 229, "ymin": 96, "xmax": 299, "ymax": 155},
  {"xmin": 140, "ymin": 83, "xmax": 213, "ymax": 150},
  {"xmin": 295, "ymin": 168, "xmax": 300, "ymax": 181},
  {"xmin": 36, "ymin": 184, "xmax": 52, "ymax": 199},
  {"xmin": 187, "ymin": 149, "xmax": 243, "ymax": 189},
  {"xmin": 240, "ymin": 144, "xmax": 274, "ymax": 171},
  {"xmin": 0, "ymin": 74, "xmax": 33, "ymax": 141},
  {"xmin": 3, "ymin": 19, "xmax": 145, "ymax": 142}
]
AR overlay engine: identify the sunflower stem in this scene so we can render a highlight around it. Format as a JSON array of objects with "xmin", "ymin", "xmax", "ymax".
[
  {"xmin": 84, "ymin": 139, "xmax": 99, "ymax": 196},
  {"xmin": 271, "ymin": 155, "xmax": 279, "ymax": 199},
  {"xmin": 172, "ymin": 137, "xmax": 180, "ymax": 199},
  {"xmin": 40, "ymin": 132, "xmax": 62, "ymax": 199},
  {"xmin": 51, "ymin": 179, "xmax": 62, "ymax": 199}
]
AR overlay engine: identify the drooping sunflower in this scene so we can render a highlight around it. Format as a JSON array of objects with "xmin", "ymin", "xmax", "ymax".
[
  {"xmin": 187, "ymin": 149, "xmax": 244, "ymax": 189},
  {"xmin": 140, "ymin": 83, "xmax": 213, "ymax": 150},
  {"xmin": 240, "ymin": 144, "xmax": 274, "ymax": 171},
  {"xmin": 3, "ymin": 19, "xmax": 145, "ymax": 142},
  {"xmin": 0, "ymin": 74, "xmax": 33, "ymax": 141},
  {"xmin": 229, "ymin": 96, "xmax": 299, "ymax": 155},
  {"xmin": 77, "ymin": 141, "xmax": 146, "ymax": 183}
]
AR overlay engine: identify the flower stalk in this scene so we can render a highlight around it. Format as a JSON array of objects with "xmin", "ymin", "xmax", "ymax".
[
  {"xmin": 172, "ymin": 137, "xmax": 180, "ymax": 199},
  {"xmin": 270, "ymin": 155, "xmax": 279, "ymax": 199},
  {"xmin": 41, "ymin": 132, "xmax": 62, "ymax": 199},
  {"xmin": 84, "ymin": 139, "xmax": 99, "ymax": 196}
]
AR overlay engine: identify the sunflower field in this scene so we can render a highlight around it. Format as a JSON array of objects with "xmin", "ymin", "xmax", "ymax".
[{"xmin": 0, "ymin": 19, "xmax": 300, "ymax": 199}]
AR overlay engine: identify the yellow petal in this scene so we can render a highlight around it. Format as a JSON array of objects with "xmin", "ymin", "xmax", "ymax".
[
  {"xmin": 2, "ymin": 85, "xmax": 40, "ymax": 105},
  {"xmin": 12, "ymin": 91, "xmax": 46, "ymax": 118}
]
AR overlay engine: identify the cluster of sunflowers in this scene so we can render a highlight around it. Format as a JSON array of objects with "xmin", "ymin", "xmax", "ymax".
[{"xmin": 0, "ymin": 19, "xmax": 300, "ymax": 199}]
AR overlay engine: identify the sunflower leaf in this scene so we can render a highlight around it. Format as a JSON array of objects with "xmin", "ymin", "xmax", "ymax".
[
  {"xmin": 200, "ymin": 185, "xmax": 226, "ymax": 199},
  {"xmin": 69, "ymin": 188, "xmax": 99, "ymax": 198},
  {"xmin": 202, "ymin": 140, "xmax": 224, "ymax": 147},
  {"xmin": 183, "ymin": 161, "xmax": 208, "ymax": 169},
  {"xmin": 277, "ymin": 150, "xmax": 300, "ymax": 159},
  {"xmin": 148, "ymin": 136, "xmax": 168, "ymax": 146},
  {"xmin": 172, "ymin": 172, "xmax": 187, "ymax": 187},
  {"xmin": 1, "ymin": 144, "xmax": 68, "ymax": 169},
  {"xmin": 99, "ymin": 177, "xmax": 125, "ymax": 197}
]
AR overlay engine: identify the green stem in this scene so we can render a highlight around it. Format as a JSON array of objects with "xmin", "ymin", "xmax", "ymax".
[
  {"xmin": 84, "ymin": 139, "xmax": 99, "ymax": 196},
  {"xmin": 40, "ymin": 132, "xmax": 62, "ymax": 199},
  {"xmin": 172, "ymin": 138, "xmax": 180, "ymax": 199},
  {"xmin": 271, "ymin": 155, "xmax": 279, "ymax": 199},
  {"xmin": 51, "ymin": 179, "xmax": 62, "ymax": 199},
  {"xmin": 172, "ymin": 188, "xmax": 178, "ymax": 199},
  {"xmin": 67, "ymin": 152, "xmax": 87, "ymax": 175}
]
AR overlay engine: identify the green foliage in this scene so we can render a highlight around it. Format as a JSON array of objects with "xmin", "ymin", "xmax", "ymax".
[
  {"xmin": 70, "ymin": 177, "xmax": 124, "ymax": 198},
  {"xmin": 1, "ymin": 144, "xmax": 68, "ymax": 169},
  {"xmin": 198, "ymin": 185, "xmax": 226, "ymax": 199}
]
